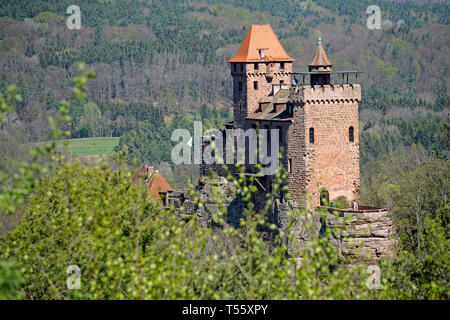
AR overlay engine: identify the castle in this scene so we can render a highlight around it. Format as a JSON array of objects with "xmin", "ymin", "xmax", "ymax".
[
  {"xmin": 203, "ymin": 24, "xmax": 361, "ymax": 208},
  {"xmin": 159, "ymin": 25, "xmax": 394, "ymax": 261}
]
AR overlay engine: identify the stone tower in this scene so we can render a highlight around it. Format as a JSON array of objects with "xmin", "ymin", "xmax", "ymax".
[
  {"xmin": 229, "ymin": 25, "xmax": 294, "ymax": 128},
  {"xmin": 289, "ymin": 38, "xmax": 361, "ymax": 206},
  {"xmin": 224, "ymin": 26, "xmax": 361, "ymax": 207}
]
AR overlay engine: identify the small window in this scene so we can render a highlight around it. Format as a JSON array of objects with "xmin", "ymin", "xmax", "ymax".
[
  {"xmin": 280, "ymin": 80, "xmax": 284, "ymax": 85},
  {"xmin": 349, "ymin": 126, "xmax": 354, "ymax": 142},
  {"xmin": 309, "ymin": 128, "xmax": 314, "ymax": 144},
  {"xmin": 259, "ymin": 49, "xmax": 265, "ymax": 59},
  {"xmin": 253, "ymin": 81, "xmax": 258, "ymax": 90},
  {"xmin": 288, "ymin": 159, "xmax": 292, "ymax": 173},
  {"xmin": 280, "ymin": 62, "xmax": 285, "ymax": 70},
  {"xmin": 254, "ymin": 63, "xmax": 258, "ymax": 70},
  {"xmin": 233, "ymin": 63, "xmax": 237, "ymax": 72},
  {"xmin": 240, "ymin": 63, "xmax": 244, "ymax": 72},
  {"xmin": 238, "ymin": 81, "xmax": 243, "ymax": 91}
]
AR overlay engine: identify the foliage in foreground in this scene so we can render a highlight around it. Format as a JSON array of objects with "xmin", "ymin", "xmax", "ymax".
[
  {"xmin": 0, "ymin": 161, "xmax": 373, "ymax": 299},
  {"xmin": 1, "ymin": 155, "xmax": 447, "ymax": 299},
  {"xmin": 0, "ymin": 64, "xmax": 448, "ymax": 300}
]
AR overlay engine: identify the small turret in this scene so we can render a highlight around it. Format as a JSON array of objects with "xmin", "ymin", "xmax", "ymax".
[{"xmin": 308, "ymin": 38, "xmax": 332, "ymax": 85}]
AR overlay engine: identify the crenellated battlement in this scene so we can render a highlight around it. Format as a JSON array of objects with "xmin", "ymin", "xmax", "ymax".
[{"xmin": 290, "ymin": 84, "xmax": 361, "ymax": 104}]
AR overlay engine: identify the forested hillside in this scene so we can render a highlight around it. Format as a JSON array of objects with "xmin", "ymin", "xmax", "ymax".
[
  {"xmin": 0, "ymin": 0, "xmax": 448, "ymax": 179},
  {"xmin": 0, "ymin": 0, "xmax": 448, "ymax": 301}
]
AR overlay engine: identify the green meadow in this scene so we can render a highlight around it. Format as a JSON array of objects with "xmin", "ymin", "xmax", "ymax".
[{"xmin": 45, "ymin": 137, "xmax": 120, "ymax": 156}]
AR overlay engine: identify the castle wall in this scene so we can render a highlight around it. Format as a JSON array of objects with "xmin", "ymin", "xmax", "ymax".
[
  {"xmin": 231, "ymin": 62, "xmax": 292, "ymax": 128},
  {"xmin": 285, "ymin": 107, "xmax": 307, "ymax": 203},
  {"xmin": 288, "ymin": 84, "xmax": 361, "ymax": 206},
  {"xmin": 305, "ymin": 85, "xmax": 360, "ymax": 206},
  {"xmin": 245, "ymin": 62, "xmax": 292, "ymax": 116},
  {"xmin": 231, "ymin": 68, "xmax": 247, "ymax": 127}
]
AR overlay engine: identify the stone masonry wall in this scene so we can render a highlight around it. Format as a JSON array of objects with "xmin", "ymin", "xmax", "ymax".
[
  {"xmin": 285, "ymin": 105, "xmax": 307, "ymax": 203},
  {"xmin": 288, "ymin": 84, "xmax": 361, "ymax": 206},
  {"xmin": 245, "ymin": 62, "xmax": 292, "ymax": 116},
  {"xmin": 231, "ymin": 62, "xmax": 292, "ymax": 128}
]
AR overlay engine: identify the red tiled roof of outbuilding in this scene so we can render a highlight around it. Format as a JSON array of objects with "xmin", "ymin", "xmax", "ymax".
[{"xmin": 132, "ymin": 165, "xmax": 172, "ymax": 202}]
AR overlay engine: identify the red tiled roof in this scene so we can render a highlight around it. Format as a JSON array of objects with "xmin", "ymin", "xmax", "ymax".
[
  {"xmin": 309, "ymin": 38, "xmax": 332, "ymax": 66},
  {"xmin": 132, "ymin": 165, "xmax": 172, "ymax": 201},
  {"xmin": 229, "ymin": 24, "xmax": 294, "ymax": 63}
]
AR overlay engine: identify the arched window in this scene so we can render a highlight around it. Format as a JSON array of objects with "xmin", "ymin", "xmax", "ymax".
[
  {"xmin": 309, "ymin": 128, "xmax": 314, "ymax": 144},
  {"xmin": 320, "ymin": 189, "xmax": 330, "ymax": 206},
  {"xmin": 349, "ymin": 126, "xmax": 354, "ymax": 142}
]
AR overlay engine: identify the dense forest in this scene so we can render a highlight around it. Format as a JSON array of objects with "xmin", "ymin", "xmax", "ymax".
[
  {"xmin": 0, "ymin": 0, "xmax": 448, "ymax": 175},
  {"xmin": 0, "ymin": 0, "xmax": 448, "ymax": 300}
]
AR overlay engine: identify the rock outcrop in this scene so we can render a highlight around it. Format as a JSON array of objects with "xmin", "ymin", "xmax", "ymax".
[{"xmin": 165, "ymin": 177, "xmax": 395, "ymax": 262}]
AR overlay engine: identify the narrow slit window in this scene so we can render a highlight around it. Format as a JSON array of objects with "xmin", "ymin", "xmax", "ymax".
[
  {"xmin": 280, "ymin": 62, "xmax": 285, "ymax": 70},
  {"xmin": 288, "ymin": 159, "xmax": 292, "ymax": 173},
  {"xmin": 254, "ymin": 63, "xmax": 258, "ymax": 70},
  {"xmin": 309, "ymin": 128, "xmax": 314, "ymax": 144},
  {"xmin": 253, "ymin": 81, "xmax": 258, "ymax": 90},
  {"xmin": 349, "ymin": 126, "xmax": 354, "ymax": 142},
  {"xmin": 238, "ymin": 81, "xmax": 243, "ymax": 91}
]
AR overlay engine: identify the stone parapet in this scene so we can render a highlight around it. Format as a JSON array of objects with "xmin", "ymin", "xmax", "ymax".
[{"xmin": 290, "ymin": 84, "xmax": 362, "ymax": 104}]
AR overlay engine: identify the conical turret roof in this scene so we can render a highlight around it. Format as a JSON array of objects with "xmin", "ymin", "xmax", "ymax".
[{"xmin": 309, "ymin": 38, "xmax": 332, "ymax": 67}]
